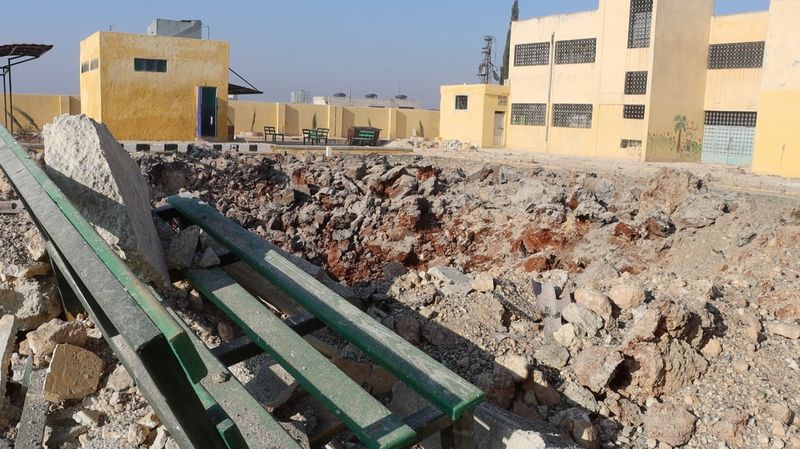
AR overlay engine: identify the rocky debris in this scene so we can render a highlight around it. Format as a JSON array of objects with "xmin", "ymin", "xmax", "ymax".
[
  {"xmin": 496, "ymin": 354, "xmax": 530, "ymax": 382},
  {"xmin": 166, "ymin": 225, "xmax": 200, "ymax": 270},
  {"xmin": 765, "ymin": 321, "xmax": 800, "ymax": 340},
  {"xmin": 43, "ymin": 114, "xmax": 169, "ymax": 285},
  {"xmin": 43, "ymin": 344, "xmax": 104, "ymax": 402},
  {"xmin": 534, "ymin": 343, "xmax": 570, "ymax": 370},
  {"xmin": 561, "ymin": 303, "xmax": 603, "ymax": 337},
  {"xmin": 0, "ymin": 278, "xmax": 60, "ymax": 331},
  {"xmin": 572, "ymin": 346, "xmax": 623, "ymax": 394},
  {"xmin": 428, "ymin": 266, "xmax": 473, "ymax": 297},
  {"xmin": 106, "ymin": 364, "xmax": 135, "ymax": 391},
  {"xmin": 608, "ymin": 281, "xmax": 646, "ymax": 311},
  {"xmin": 25, "ymin": 318, "xmax": 87, "ymax": 357},
  {"xmin": 0, "ymin": 315, "xmax": 17, "ymax": 403},
  {"xmin": 573, "ymin": 288, "xmax": 612, "ymax": 320},
  {"xmin": 643, "ymin": 402, "xmax": 697, "ymax": 447}
]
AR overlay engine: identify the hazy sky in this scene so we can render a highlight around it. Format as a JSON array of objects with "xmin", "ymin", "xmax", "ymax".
[{"xmin": 2, "ymin": 0, "xmax": 770, "ymax": 108}]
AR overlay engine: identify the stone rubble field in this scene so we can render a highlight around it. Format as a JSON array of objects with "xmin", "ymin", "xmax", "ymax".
[{"xmin": 0, "ymin": 142, "xmax": 799, "ymax": 449}]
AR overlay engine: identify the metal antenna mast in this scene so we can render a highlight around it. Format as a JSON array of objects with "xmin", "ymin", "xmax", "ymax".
[{"xmin": 477, "ymin": 35, "xmax": 500, "ymax": 84}]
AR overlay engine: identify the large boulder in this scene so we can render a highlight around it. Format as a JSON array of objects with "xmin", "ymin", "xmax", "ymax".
[{"xmin": 43, "ymin": 114, "xmax": 168, "ymax": 285}]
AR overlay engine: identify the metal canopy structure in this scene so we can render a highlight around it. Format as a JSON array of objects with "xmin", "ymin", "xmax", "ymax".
[
  {"xmin": 228, "ymin": 67, "xmax": 262, "ymax": 95},
  {"xmin": 1, "ymin": 43, "xmax": 53, "ymax": 134}
]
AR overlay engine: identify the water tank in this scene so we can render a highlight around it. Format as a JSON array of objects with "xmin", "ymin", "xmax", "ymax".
[{"xmin": 147, "ymin": 19, "xmax": 203, "ymax": 39}]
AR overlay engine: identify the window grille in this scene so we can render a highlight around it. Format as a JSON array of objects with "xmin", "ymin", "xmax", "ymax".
[
  {"xmin": 554, "ymin": 39, "xmax": 596, "ymax": 65},
  {"xmin": 514, "ymin": 42, "xmax": 550, "ymax": 66},
  {"xmin": 625, "ymin": 71, "xmax": 648, "ymax": 95},
  {"xmin": 623, "ymin": 105, "xmax": 646, "ymax": 120},
  {"xmin": 708, "ymin": 42, "xmax": 765, "ymax": 69},
  {"xmin": 553, "ymin": 104, "xmax": 593, "ymax": 128},
  {"xmin": 511, "ymin": 103, "xmax": 547, "ymax": 126},
  {"xmin": 628, "ymin": 0, "xmax": 653, "ymax": 48},
  {"xmin": 704, "ymin": 111, "xmax": 757, "ymax": 127},
  {"xmin": 455, "ymin": 95, "xmax": 468, "ymax": 110},
  {"xmin": 621, "ymin": 139, "xmax": 643, "ymax": 148}
]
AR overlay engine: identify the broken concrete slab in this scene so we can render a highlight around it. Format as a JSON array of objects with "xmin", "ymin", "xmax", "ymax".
[
  {"xmin": 0, "ymin": 279, "xmax": 60, "ymax": 331},
  {"xmin": 0, "ymin": 315, "xmax": 17, "ymax": 403},
  {"xmin": 43, "ymin": 344, "xmax": 104, "ymax": 402},
  {"xmin": 26, "ymin": 318, "xmax": 87, "ymax": 357},
  {"xmin": 166, "ymin": 225, "xmax": 200, "ymax": 270},
  {"xmin": 244, "ymin": 359, "xmax": 298, "ymax": 411},
  {"xmin": 428, "ymin": 266, "xmax": 473, "ymax": 297},
  {"xmin": 43, "ymin": 114, "xmax": 169, "ymax": 285}
]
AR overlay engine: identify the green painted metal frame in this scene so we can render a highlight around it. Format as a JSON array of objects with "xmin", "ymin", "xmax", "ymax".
[
  {"xmin": 167, "ymin": 195, "xmax": 485, "ymax": 421},
  {"xmin": 187, "ymin": 267, "xmax": 417, "ymax": 449}
]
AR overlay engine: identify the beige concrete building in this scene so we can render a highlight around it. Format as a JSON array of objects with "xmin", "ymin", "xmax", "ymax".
[{"xmin": 440, "ymin": 0, "xmax": 800, "ymax": 178}]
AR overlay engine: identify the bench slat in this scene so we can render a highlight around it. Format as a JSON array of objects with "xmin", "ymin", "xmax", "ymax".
[
  {"xmin": 168, "ymin": 195, "xmax": 485, "ymax": 420},
  {"xmin": 187, "ymin": 268, "xmax": 416, "ymax": 449}
]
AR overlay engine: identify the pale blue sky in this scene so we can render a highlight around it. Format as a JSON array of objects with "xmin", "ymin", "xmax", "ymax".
[{"xmin": 1, "ymin": 0, "xmax": 771, "ymax": 108}]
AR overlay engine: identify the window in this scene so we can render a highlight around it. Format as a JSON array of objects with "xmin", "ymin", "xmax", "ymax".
[
  {"xmin": 80, "ymin": 59, "xmax": 98, "ymax": 74},
  {"xmin": 623, "ymin": 105, "xmax": 646, "ymax": 120},
  {"xmin": 514, "ymin": 42, "xmax": 550, "ymax": 66},
  {"xmin": 553, "ymin": 104, "xmax": 593, "ymax": 128},
  {"xmin": 621, "ymin": 139, "xmax": 643, "ymax": 149},
  {"xmin": 705, "ymin": 111, "xmax": 757, "ymax": 127},
  {"xmin": 628, "ymin": 0, "xmax": 653, "ymax": 48},
  {"xmin": 708, "ymin": 42, "xmax": 765, "ymax": 69},
  {"xmin": 625, "ymin": 71, "xmax": 648, "ymax": 95},
  {"xmin": 555, "ymin": 38, "xmax": 596, "ymax": 64},
  {"xmin": 455, "ymin": 95, "xmax": 468, "ymax": 110},
  {"xmin": 134, "ymin": 58, "xmax": 167, "ymax": 73},
  {"xmin": 511, "ymin": 103, "xmax": 547, "ymax": 126}
]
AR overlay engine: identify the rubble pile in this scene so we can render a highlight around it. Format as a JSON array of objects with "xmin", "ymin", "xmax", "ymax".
[{"xmin": 0, "ymin": 143, "xmax": 797, "ymax": 449}]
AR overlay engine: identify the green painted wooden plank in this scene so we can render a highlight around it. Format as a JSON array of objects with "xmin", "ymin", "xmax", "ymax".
[
  {"xmin": 169, "ymin": 307, "xmax": 304, "ymax": 449},
  {"xmin": 0, "ymin": 126, "xmax": 206, "ymax": 384},
  {"xmin": 169, "ymin": 195, "xmax": 484, "ymax": 420},
  {"xmin": 187, "ymin": 268, "xmax": 416, "ymax": 449}
]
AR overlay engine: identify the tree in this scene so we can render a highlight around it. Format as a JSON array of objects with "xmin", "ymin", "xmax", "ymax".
[
  {"xmin": 312, "ymin": 112, "xmax": 318, "ymax": 130},
  {"xmin": 500, "ymin": 0, "xmax": 520, "ymax": 85},
  {"xmin": 673, "ymin": 115, "xmax": 688, "ymax": 153}
]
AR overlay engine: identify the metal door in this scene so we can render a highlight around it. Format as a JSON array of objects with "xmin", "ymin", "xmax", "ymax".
[
  {"xmin": 197, "ymin": 86, "xmax": 217, "ymax": 138},
  {"xmin": 701, "ymin": 111, "xmax": 757, "ymax": 166},
  {"xmin": 493, "ymin": 112, "xmax": 505, "ymax": 147}
]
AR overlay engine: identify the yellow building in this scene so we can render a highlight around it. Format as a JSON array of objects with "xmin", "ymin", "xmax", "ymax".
[
  {"xmin": 80, "ymin": 30, "xmax": 229, "ymax": 141},
  {"xmin": 440, "ymin": 0, "xmax": 800, "ymax": 177}
]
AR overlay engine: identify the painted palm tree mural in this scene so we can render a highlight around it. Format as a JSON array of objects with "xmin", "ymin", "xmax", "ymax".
[
  {"xmin": 673, "ymin": 115, "xmax": 688, "ymax": 152},
  {"xmin": 645, "ymin": 114, "xmax": 703, "ymax": 162}
]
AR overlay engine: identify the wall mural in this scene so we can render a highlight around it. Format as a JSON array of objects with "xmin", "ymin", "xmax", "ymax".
[{"xmin": 646, "ymin": 114, "xmax": 703, "ymax": 162}]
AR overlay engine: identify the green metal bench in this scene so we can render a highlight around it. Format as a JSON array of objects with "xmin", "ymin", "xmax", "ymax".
[
  {"xmin": 166, "ymin": 194, "xmax": 484, "ymax": 449},
  {"xmin": 351, "ymin": 129, "xmax": 376, "ymax": 146}
]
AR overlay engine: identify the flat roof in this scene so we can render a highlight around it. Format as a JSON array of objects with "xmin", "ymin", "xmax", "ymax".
[{"xmin": 0, "ymin": 43, "xmax": 53, "ymax": 58}]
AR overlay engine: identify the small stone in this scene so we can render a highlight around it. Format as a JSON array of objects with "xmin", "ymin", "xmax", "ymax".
[
  {"xmin": 554, "ymin": 323, "xmax": 582, "ymax": 350},
  {"xmin": 428, "ymin": 266, "xmax": 472, "ymax": 297},
  {"xmin": 198, "ymin": 247, "xmax": 221, "ymax": 268},
  {"xmin": 766, "ymin": 322, "xmax": 800, "ymax": 340},
  {"xmin": 139, "ymin": 410, "xmax": 161, "ymax": 429},
  {"xmin": 150, "ymin": 427, "xmax": 169, "ymax": 449},
  {"xmin": 562, "ymin": 303, "xmax": 604, "ymax": 336},
  {"xmin": 495, "ymin": 354, "xmax": 530, "ymax": 382},
  {"xmin": 217, "ymin": 321, "xmax": 236, "ymax": 341},
  {"xmin": 562, "ymin": 382, "xmax": 599, "ymax": 413},
  {"xmin": 0, "ymin": 315, "xmax": 18, "ymax": 401},
  {"xmin": 72, "ymin": 409, "xmax": 102, "ymax": 427},
  {"xmin": 44, "ymin": 344, "xmax": 104, "ymax": 402},
  {"xmin": 395, "ymin": 315, "xmax": 421, "ymax": 345},
  {"xmin": 534, "ymin": 342, "xmax": 570, "ymax": 369},
  {"xmin": 574, "ymin": 288, "xmax": 613, "ymax": 319},
  {"xmin": 609, "ymin": 282, "xmax": 646, "ymax": 311},
  {"xmin": 127, "ymin": 423, "xmax": 150, "ymax": 446},
  {"xmin": 770, "ymin": 403, "xmax": 795, "ymax": 426},
  {"xmin": 26, "ymin": 318, "xmax": 87, "ymax": 357},
  {"xmin": 106, "ymin": 364, "xmax": 135, "ymax": 391},
  {"xmin": 701, "ymin": 339, "xmax": 723, "ymax": 359},
  {"xmin": 23, "ymin": 228, "xmax": 47, "ymax": 262},
  {"xmin": 166, "ymin": 225, "xmax": 200, "ymax": 270},
  {"xmin": 643, "ymin": 402, "xmax": 697, "ymax": 447},
  {"xmin": 471, "ymin": 272, "xmax": 495, "ymax": 293},
  {"xmin": 732, "ymin": 360, "xmax": 750, "ymax": 372},
  {"xmin": 573, "ymin": 346, "xmax": 624, "ymax": 393}
]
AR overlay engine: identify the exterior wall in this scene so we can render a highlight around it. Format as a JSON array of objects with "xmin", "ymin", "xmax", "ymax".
[
  {"xmin": 79, "ymin": 32, "xmax": 102, "ymax": 121},
  {"xmin": 80, "ymin": 31, "xmax": 229, "ymax": 141},
  {"xmin": 1, "ymin": 94, "xmax": 80, "ymax": 132},
  {"xmin": 228, "ymin": 101, "xmax": 439, "ymax": 141},
  {"xmin": 439, "ymin": 84, "xmax": 509, "ymax": 148},
  {"xmin": 703, "ymin": 12, "xmax": 768, "ymax": 112},
  {"xmin": 645, "ymin": 0, "xmax": 714, "ymax": 162},
  {"xmin": 752, "ymin": 0, "xmax": 800, "ymax": 178}
]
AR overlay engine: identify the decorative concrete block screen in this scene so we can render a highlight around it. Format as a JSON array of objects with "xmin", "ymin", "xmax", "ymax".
[
  {"xmin": 621, "ymin": 139, "xmax": 643, "ymax": 149},
  {"xmin": 625, "ymin": 71, "xmax": 648, "ymax": 95},
  {"xmin": 623, "ymin": 105, "xmax": 646, "ymax": 120},
  {"xmin": 628, "ymin": 0, "xmax": 653, "ymax": 48},
  {"xmin": 554, "ymin": 39, "xmax": 596, "ymax": 65},
  {"xmin": 511, "ymin": 103, "xmax": 547, "ymax": 126},
  {"xmin": 702, "ymin": 111, "xmax": 758, "ymax": 166},
  {"xmin": 552, "ymin": 104, "xmax": 593, "ymax": 128},
  {"xmin": 708, "ymin": 42, "xmax": 765, "ymax": 69},
  {"xmin": 514, "ymin": 42, "xmax": 550, "ymax": 66}
]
